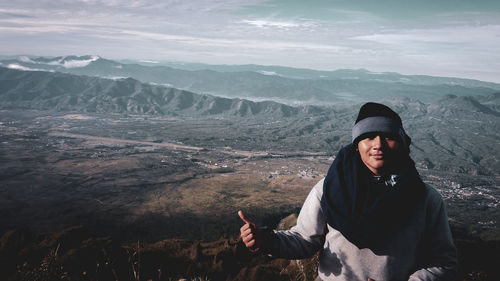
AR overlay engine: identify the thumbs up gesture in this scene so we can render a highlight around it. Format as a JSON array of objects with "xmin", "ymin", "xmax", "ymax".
[{"xmin": 238, "ymin": 210, "xmax": 265, "ymax": 253}]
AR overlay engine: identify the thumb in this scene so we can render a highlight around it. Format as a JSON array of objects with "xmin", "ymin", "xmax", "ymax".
[{"xmin": 238, "ymin": 210, "xmax": 256, "ymax": 226}]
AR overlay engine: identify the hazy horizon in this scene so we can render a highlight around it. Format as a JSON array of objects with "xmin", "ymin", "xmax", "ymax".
[{"xmin": 1, "ymin": 0, "xmax": 500, "ymax": 83}]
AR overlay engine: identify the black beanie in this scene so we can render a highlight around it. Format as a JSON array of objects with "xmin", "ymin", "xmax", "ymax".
[
  {"xmin": 352, "ymin": 102, "xmax": 411, "ymax": 149},
  {"xmin": 355, "ymin": 102, "xmax": 402, "ymax": 125}
]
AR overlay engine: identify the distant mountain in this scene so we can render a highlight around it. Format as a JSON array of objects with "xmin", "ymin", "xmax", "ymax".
[
  {"xmin": 1, "ymin": 66, "xmax": 498, "ymax": 176},
  {"xmin": 1, "ymin": 55, "xmax": 100, "ymax": 71},
  {"xmin": 0, "ymin": 67, "xmax": 320, "ymax": 117},
  {"xmin": 2, "ymin": 55, "xmax": 499, "ymax": 105},
  {"xmin": 124, "ymin": 60, "xmax": 500, "ymax": 89}
]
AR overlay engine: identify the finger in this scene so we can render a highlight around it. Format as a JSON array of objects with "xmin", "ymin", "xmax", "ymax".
[
  {"xmin": 240, "ymin": 225, "xmax": 255, "ymax": 238},
  {"xmin": 241, "ymin": 227, "xmax": 254, "ymax": 238},
  {"xmin": 245, "ymin": 239, "xmax": 256, "ymax": 248},
  {"xmin": 238, "ymin": 210, "xmax": 256, "ymax": 226},
  {"xmin": 242, "ymin": 233, "xmax": 254, "ymax": 244},
  {"xmin": 242, "ymin": 235, "xmax": 254, "ymax": 246},
  {"xmin": 240, "ymin": 223, "xmax": 252, "ymax": 233},
  {"xmin": 241, "ymin": 227, "xmax": 253, "ymax": 237},
  {"xmin": 240, "ymin": 228, "xmax": 252, "ymax": 239}
]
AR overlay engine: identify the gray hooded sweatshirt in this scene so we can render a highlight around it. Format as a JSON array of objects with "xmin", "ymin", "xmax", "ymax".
[{"xmin": 270, "ymin": 178, "xmax": 458, "ymax": 281}]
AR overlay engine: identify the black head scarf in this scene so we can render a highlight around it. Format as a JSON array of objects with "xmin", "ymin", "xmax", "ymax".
[{"xmin": 320, "ymin": 144, "xmax": 426, "ymax": 249}]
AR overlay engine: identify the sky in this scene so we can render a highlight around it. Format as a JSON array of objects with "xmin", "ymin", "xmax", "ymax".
[{"xmin": 1, "ymin": 0, "xmax": 500, "ymax": 83}]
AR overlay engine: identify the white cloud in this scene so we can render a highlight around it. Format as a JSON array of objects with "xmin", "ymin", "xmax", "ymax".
[
  {"xmin": 351, "ymin": 24, "xmax": 500, "ymax": 45},
  {"xmin": 139, "ymin": 60, "xmax": 159, "ymax": 64},
  {"xmin": 0, "ymin": 24, "xmax": 83, "ymax": 34},
  {"xmin": 104, "ymin": 76, "xmax": 128, "ymax": 80},
  {"xmin": 116, "ymin": 29, "xmax": 357, "ymax": 54},
  {"xmin": 62, "ymin": 55, "xmax": 100, "ymax": 68},
  {"xmin": 239, "ymin": 19, "xmax": 316, "ymax": 29},
  {"xmin": 257, "ymin": 70, "xmax": 279, "ymax": 76},
  {"xmin": 10, "ymin": 55, "xmax": 101, "ymax": 68},
  {"xmin": 6, "ymin": 63, "xmax": 47, "ymax": 72},
  {"xmin": 46, "ymin": 58, "xmax": 64, "ymax": 66}
]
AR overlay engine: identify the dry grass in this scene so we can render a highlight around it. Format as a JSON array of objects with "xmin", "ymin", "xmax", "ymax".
[{"xmin": 138, "ymin": 172, "xmax": 319, "ymax": 219}]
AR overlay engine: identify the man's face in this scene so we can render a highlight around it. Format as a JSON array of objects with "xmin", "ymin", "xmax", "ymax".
[{"xmin": 357, "ymin": 133, "xmax": 400, "ymax": 176}]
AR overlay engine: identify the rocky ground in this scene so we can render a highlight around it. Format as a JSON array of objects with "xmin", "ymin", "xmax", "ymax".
[{"xmin": 1, "ymin": 220, "xmax": 499, "ymax": 281}]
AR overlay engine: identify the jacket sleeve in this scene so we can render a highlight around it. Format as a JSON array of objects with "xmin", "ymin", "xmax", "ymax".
[
  {"xmin": 408, "ymin": 186, "xmax": 458, "ymax": 281},
  {"xmin": 269, "ymin": 179, "xmax": 327, "ymax": 259}
]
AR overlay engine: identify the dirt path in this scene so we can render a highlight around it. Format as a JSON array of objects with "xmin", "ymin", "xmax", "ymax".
[
  {"xmin": 49, "ymin": 131, "xmax": 329, "ymax": 159},
  {"xmin": 48, "ymin": 131, "xmax": 269, "ymax": 157},
  {"xmin": 49, "ymin": 131, "xmax": 205, "ymax": 152}
]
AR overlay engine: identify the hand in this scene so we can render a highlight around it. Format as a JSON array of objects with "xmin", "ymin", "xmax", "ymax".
[{"xmin": 238, "ymin": 210, "xmax": 264, "ymax": 253}]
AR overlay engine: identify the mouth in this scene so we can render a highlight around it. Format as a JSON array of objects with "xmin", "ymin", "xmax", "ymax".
[{"xmin": 370, "ymin": 154, "xmax": 385, "ymax": 160}]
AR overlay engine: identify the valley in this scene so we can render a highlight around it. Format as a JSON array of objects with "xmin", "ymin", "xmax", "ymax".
[{"xmin": 0, "ymin": 110, "xmax": 498, "ymax": 244}]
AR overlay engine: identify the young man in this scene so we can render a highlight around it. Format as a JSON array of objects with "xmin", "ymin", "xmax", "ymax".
[{"xmin": 239, "ymin": 102, "xmax": 458, "ymax": 281}]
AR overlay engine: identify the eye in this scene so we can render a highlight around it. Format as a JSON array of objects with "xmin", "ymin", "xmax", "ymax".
[
  {"xmin": 364, "ymin": 132, "xmax": 378, "ymax": 140},
  {"xmin": 379, "ymin": 133, "xmax": 396, "ymax": 141}
]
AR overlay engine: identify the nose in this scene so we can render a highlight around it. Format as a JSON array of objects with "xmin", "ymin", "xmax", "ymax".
[{"xmin": 373, "ymin": 135, "xmax": 384, "ymax": 149}]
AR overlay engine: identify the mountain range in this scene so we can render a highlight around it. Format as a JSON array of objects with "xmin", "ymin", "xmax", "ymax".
[
  {"xmin": 2, "ymin": 55, "xmax": 499, "ymax": 104},
  {"xmin": 0, "ymin": 65, "xmax": 499, "ymax": 176},
  {"xmin": 0, "ymin": 67, "xmax": 318, "ymax": 117}
]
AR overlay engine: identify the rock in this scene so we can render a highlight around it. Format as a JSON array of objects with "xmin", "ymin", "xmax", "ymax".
[{"xmin": 276, "ymin": 213, "xmax": 298, "ymax": 230}]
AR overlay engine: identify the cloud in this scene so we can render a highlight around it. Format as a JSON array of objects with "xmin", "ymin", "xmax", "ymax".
[
  {"xmin": 139, "ymin": 60, "xmax": 159, "ymax": 64},
  {"xmin": 0, "ymin": 24, "xmax": 87, "ymax": 34},
  {"xmin": 256, "ymin": 70, "xmax": 279, "ymax": 76},
  {"xmin": 115, "ymin": 29, "xmax": 358, "ymax": 54},
  {"xmin": 6, "ymin": 63, "xmax": 49, "ymax": 72},
  {"xmin": 0, "ymin": 1, "xmax": 499, "ymax": 82},
  {"xmin": 62, "ymin": 55, "xmax": 100, "ymax": 68},
  {"xmin": 11, "ymin": 55, "xmax": 101, "ymax": 68},
  {"xmin": 0, "ymin": 9, "xmax": 121, "ymax": 35},
  {"xmin": 239, "ymin": 19, "xmax": 316, "ymax": 29},
  {"xmin": 351, "ymin": 24, "xmax": 500, "ymax": 45}
]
